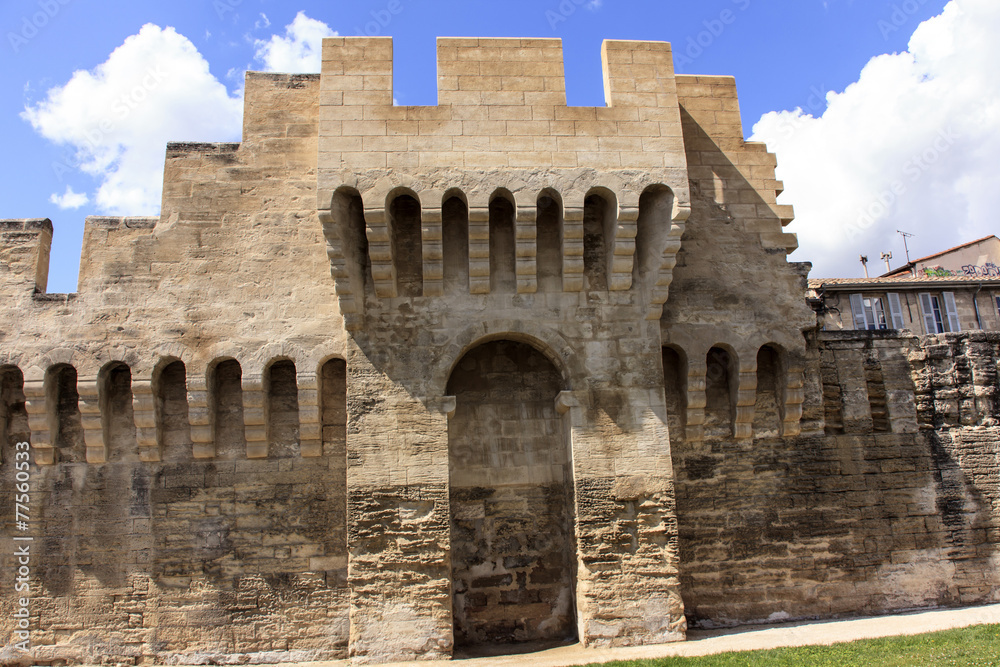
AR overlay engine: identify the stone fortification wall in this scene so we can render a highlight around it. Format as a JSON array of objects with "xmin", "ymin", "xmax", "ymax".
[
  {"xmin": 0, "ymin": 72, "xmax": 352, "ymax": 665},
  {"xmin": 656, "ymin": 85, "xmax": 997, "ymax": 627},
  {"xmin": 0, "ymin": 34, "xmax": 996, "ymax": 667},
  {"xmin": 669, "ymin": 331, "xmax": 1000, "ymax": 627},
  {"xmin": 0, "ymin": 37, "xmax": 708, "ymax": 664}
]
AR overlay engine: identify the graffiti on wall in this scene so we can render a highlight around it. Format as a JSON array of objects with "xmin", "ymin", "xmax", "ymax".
[
  {"xmin": 922, "ymin": 263, "xmax": 1000, "ymax": 278},
  {"xmin": 962, "ymin": 263, "xmax": 1000, "ymax": 277}
]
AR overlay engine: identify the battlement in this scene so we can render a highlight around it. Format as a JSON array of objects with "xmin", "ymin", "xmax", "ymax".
[
  {"xmin": 316, "ymin": 37, "xmax": 687, "ymax": 177},
  {"xmin": 0, "ymin": 38, "xmax": 794, "ymax": 305},
  {"xmin": 0, "ymin": 217, "xmax": 52, "ymax": 232},
  {"xmin": 0, "ymin": 218, "xmax": 52, "ymax": 295}
]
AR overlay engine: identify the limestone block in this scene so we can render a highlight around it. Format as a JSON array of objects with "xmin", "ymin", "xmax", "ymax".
[
  {"xmin": 78, "ymin": 378, "xmax": 105, "ymax": 463},
  {"xmin": 835, "ymin": 349, "xmax": 874, "ymax": 433},
  {"xmin": 23, "ymin": 378, "xmax": 53, "ymax": 464},
  {"xmin": 363, "ymin": 207, "xmax": 397, "ymax": 298},
  {"xmin": 468, "ymin": 205, "xmax": 490, "ymax": 294},
  {"xmin": 421, "ymin": 206, "xmax": 444, "ymax": 298},
  {"xmin": 646, "ymin": 203, "xmax": 688, "ymax": 320},
  {"xmin": 243, "ymin": 374, "xmax": 267, "ymax": 459},
  {"xmin": 132, "ymin": 379, "xmax": 160, "ymax": 462},
  {"xmin": 685, "ymin": 360, "xmax": 707, "ymax": 443},
  {"xmin": 563, "ymin": 206, "xmax": 585, "ymax": 292},
  {"xmin": 297, "ymin": 372, "xmax": 322, "ymax": 457},
  {"xmin": 0, "ymin": 218, "xmax": 52, "ymax": 296},
  {"xmin": 734, "ymin": 367, "xmax": 757, "ymax": 440},
  {"xmin": 515, "ymin": 204, "xmax": 538, "ymax": 294},
  {"xmin": 609, "ymin": 204, "xmax": 639, "ymax": 291},
  {"xmin": 187, "ymin": 376, "xmax": 214, "ymax": 459},
  {"xmin": 782, "ymin": 368, "xmax": 806, "ymax": 438}
]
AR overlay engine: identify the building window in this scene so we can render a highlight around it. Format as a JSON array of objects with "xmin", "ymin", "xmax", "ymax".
[
  {"xmin": 919, "ymin": 292, "xmax": 961, "ymax": 334},
  {"xmin": 864, "ymin": 297, "xmax": 887, "ymax": 330},
  {"xmin": 849, "ymin": 293, "xmax": 889, "ymax": 330},
  {"xmin": 930, "ymin": 294, "xmax": 944, "ymax": 333},
  {"xmin": 918, "ymin": 293, "xmax": 944, "ymax": 334}
]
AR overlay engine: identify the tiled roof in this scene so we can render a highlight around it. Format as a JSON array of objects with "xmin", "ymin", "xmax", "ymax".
[
  {"xmin": 809, "ymin": 274, "xmax": 1000, "ymax": 289},
  {"xmin": 881, "ymin": 234, "xmax": 998, "ymax": 277}
]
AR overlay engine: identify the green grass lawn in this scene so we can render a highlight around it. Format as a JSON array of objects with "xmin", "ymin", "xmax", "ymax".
[{"xmin": 581, "ymin": 624, "xmax": 1000, "ymax": 666}]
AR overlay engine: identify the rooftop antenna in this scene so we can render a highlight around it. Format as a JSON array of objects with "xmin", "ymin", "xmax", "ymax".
[
  {"xmin": 881, "ymin": 251, "xmax": 893, "ymax": 273},
  {"xmin": 897, "ymin": 230, "xmax": 914, "ymax": 263},
  {"xmin": 860, "ymin": 254, "xmax": 869, "ymax": 278}
]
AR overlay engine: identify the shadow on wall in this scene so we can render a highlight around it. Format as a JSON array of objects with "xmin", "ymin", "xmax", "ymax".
[
  {"xmin": 447, "ymin": 340, "xmax": 577, "ymax": 648},
  {"xmin": 666, "ymin": 330, "xmax": 1000, "ymax": 628}
]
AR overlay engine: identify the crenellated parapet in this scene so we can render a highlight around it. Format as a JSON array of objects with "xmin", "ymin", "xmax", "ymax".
[
  {"xmin": 0, "ymin": 218, "xmax": 52, "ymax": 297},
  {"xmin": 77, "ymin": 216, "xmax": 159, "ymax": 291},
  {"xmin": 314, "ymin": 38, "xmax": 692, "ymax": 180}
]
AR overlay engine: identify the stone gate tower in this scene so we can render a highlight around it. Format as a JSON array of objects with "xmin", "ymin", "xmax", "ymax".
[{"xmin": 314, "ymin": 36, "xmax": 806, "ymax": 659}]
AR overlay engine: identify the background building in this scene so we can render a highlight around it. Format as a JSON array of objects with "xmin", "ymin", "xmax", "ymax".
[
  {"xmin": 883, "ymin": 235, "xmax": 1000, "ymax": 278},
  {"xmin": 810, "ymin": 274, "xmax": 1000, "ymax": 333}
]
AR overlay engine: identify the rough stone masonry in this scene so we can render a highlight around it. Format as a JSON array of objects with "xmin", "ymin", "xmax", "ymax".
[{"xmin": 0, "ymin": 37, "xmax": 997, "ymax": 665}]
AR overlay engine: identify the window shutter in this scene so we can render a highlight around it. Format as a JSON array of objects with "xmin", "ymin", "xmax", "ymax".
[
  {"xmin": 887, "ymin": 293, "xmax": 906, "ymax": 329},
  {"xmin": 871, "ymin": 298, "xmax": 887, "ymax": 329},
  {"xmin": 849, "ymin": 294, "xmax": 868, "ymax": 330},
  {"xmin": 919, "ymin": 293, "xmax": 937, "ymax": 334},
  {"xmin": 943, "ymin": 292, "xmax": 961, "ymax": 332}
]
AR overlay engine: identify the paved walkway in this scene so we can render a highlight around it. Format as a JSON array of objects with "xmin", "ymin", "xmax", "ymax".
[
  {"xmin": 74, "ymin": 603, "xmax": 998, "ymax": 667},
  {"xmin": 416, "ymin": 603, "xmax": 1000, "ymax": 666},
  {"xmin": 258, "ymin": 603, "xmax": 1000, "ymax": 667}
]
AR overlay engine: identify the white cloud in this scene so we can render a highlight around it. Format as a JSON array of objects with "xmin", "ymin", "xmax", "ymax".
[
  {"xmin": 49, "ymin": 186, "xmax": 89, "ymax": 210},
  {"xmin": 750, "ymin": 0, "xmax": 1000, "ymax": 278},
  {"xmin": 22, "ymin": 24, "xmax": 243, "ymax": 216},
  {"xmin": 586, "ymin": 0, "xmax": 604, "ymax": 9},
  {"xmin": 254, "ymin": 11, "xmax": 337, "ymax": 73}
]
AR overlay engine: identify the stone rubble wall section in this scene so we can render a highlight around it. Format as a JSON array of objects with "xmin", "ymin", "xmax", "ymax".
[{"xmin": 670, "ymin": 330, "xmax": 1000, "ymax": 628}]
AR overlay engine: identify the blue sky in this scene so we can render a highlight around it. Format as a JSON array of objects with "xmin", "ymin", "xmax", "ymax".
[{"xmin": 6, "ymin": 0, "xmax": 995, "ymax": 292}]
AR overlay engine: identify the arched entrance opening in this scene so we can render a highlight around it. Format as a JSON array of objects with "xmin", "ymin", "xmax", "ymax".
[{"xmin": 447, "ymin": 339, "xmax": 577, "ymax": 648}]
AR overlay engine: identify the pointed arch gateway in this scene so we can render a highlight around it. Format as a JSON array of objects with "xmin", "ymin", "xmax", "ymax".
[{"xmin": 446, "ymin": 338, "xmax": 577, "ymax": 647}]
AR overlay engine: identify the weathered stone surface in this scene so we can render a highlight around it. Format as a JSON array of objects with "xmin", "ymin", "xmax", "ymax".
[
  {"xmin": 0, "ymin": 37, "xmax": 997, "ymax": 666},
  {"xmin": 669, "ymin": 331, "xmax": 1000, "ymax": 629}
]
